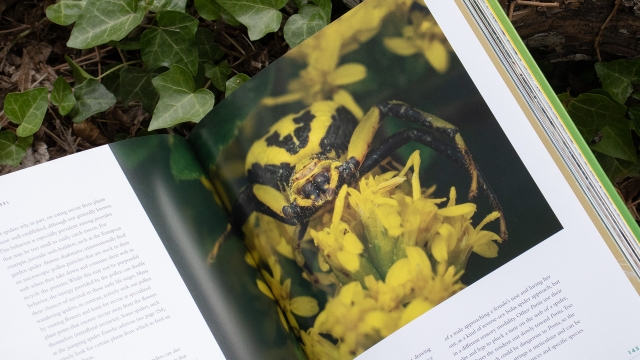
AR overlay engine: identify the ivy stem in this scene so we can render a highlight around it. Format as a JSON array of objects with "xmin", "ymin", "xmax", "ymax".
[{"xmin": 97, "ymin": 60, "xmax": 142, "ymax": 80}]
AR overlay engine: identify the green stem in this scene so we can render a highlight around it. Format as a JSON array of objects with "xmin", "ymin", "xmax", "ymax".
[{"xmin": 97, "ymin": 60, "xmax": 142, "ymax": 80}]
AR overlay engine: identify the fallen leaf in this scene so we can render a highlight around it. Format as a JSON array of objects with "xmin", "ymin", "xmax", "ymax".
[
  {"xmin": 17, "ymin": 49, "xmax": 32, "ymax": 92},
  {"xmin": 73, "ymin": 121, "xmax": 109, "ymax": 145}
]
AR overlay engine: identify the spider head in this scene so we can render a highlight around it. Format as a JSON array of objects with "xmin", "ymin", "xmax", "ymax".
[{"xmin": 282, "ymin": 157, "xmax": 342, "ymax": 222}]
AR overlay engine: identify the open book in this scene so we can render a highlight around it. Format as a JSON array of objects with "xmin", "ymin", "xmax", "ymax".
[{"xmin": 2, "ymin": 0, "xmax": 640, "ymax": 359}]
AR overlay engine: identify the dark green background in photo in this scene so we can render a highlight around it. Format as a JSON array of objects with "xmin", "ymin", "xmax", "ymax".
[{"xmin": 109, "ymin": 136, "xmax": 303, "ymax": 360}]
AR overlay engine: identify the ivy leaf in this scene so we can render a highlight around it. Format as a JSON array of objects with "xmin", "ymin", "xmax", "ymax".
[
  {"xmin": 196, "ymin": 28, "xmax": 224, "ymax": 62},
  {"xmin": 150, "ymin": 65, "xmax": 215, "ymax": 130},
  {"xmin": 225, "ymin": 73, "xmax": 250, "ymax": 96},
  {"xmin": 140, "ymin": 12, "xmax": 198, "ymax": 75},
  {"xmin": 311, "ymin": 0, "xmax": 331, "ymax": 23},
  {"xmin": 219, "ymin": 6, "xmax": 241, "ymax": 26},
  {"xmin": 566, "ymin": 93, "xmax": 627, "ymax": 140},
  {"xmin": 46, "ymin": 0, "xmax": 86, "ymax": 26},
  {"xmin": 0, "ymin": 131, "xmax": 33, "ymax": 166},
  {"xmin": 204, "ymin": 61, "xmax": 231, "ymax": 91},
  {"xmin": 194, "ymin": 0, "xmax": 220, "ymax": 20},
  {"xmin": 4, "ymin": 88, "xmax": 48, "ymax": 137},
  {"xmin": 566, "ymin": 93, "xmax": 636, "ymax": 162},
  {"xmin": 120, "ymin": 67, "xmax": 159, "ymax": 113},
  {"xmin": 65, "ymin": 55, "xmax": 94, "ymax": 84},
  {"xmin": 591, "ymin": 124, "xmax": 637, "ymax": 162},
  {"xmin": 68, "ymin": 0, "xmax": 146, "ymax": 49},
  {"xmin": 157, "ymin": 10, "xmax": 198, "ymax": 38},
  {"xmin": 628, "ymin": 104, "xmax": 640, "ymax": 135},
  {"xmin": 116, "ymin": 39, "xmax": 141, "ymax": 50},
  {"xmin": 595, "ymin": 59, "xmax": 640, "ymax": 104},
  {"xmin": 216, "ymin": 0, "xmax": 288, "ymax": 40},
  {"xmin": 51, "ymin": 76, "xmax": 76, "ymax": 116},
  {"xmin": 150, "ymin": 0, "xmax": 187, "ymax": 12},
  {"xmin": 101, "ymin": 63, "xmax": 123, "ymax": 99},
  {"xmin": 69, "ymin": 79, "xmax": 117, "ymax": 123},
  {"xmin": 284, "ymin": 5, "xmax": 328, "ymax": 48},
  {"xmin": 595, "ymin": 152, "xmax": 640, "ymax": 181}
]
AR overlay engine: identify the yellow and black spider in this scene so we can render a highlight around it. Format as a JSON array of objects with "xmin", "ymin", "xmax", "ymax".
[{"xmin": 228, "ymin": 100, "xmax": 506, "ymax": 244}]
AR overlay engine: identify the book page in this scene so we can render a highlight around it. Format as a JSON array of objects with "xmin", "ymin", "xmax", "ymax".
[
  {"xmin": 187, "ymin": 0, "xmax": 640, "ymax": 359},
  {"xmin": 0, "ymin": 146, "xmax": 224, "ymax": 360}
]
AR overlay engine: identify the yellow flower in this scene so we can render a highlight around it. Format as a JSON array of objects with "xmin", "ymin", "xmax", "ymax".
[
  {"xmin": 310, "ymin": 186, "xmax": 366, "ymax": 273},
  {"xmin": 257, "ymin": 258, "xmax": 319, "ymax": 333},
  {"xmin": 383, "ymin": 12, "xmax": 451, "ymax": 73}
]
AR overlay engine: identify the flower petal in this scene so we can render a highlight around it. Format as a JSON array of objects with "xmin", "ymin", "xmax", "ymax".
[
  {"xmin": 337, "ymin": 250, "xmax": 361, "ymax": 272},
  {"xmin": 431, "ymin": 236, "xmax": 449, "ymax": 263},
  {"xmin": 400, "ymin": 299, "xmax": 434, "ymax": 327},
  {"xmin": 257, "ymin": 279, "xmax": 275, "ymax": 300},
  {"xmin": 473, "ymin": 241, "xmax": 499, "ymax": 258},
  {"xmin": 385, "ymin": 258, "xmax": 412, "ymax": 286},
  {"xmin": 343, "ymin": 232, "xmax": 364, "ymax": 254},
  {"xmin": 438, "ymin": 203, "xmax": 476, "ymax": 217},
  {"xmin": 328, "ymin": 63, "xmax": 367, "ymax": 86},
  {"xmin": 423, "ymin": 39, "xmax": 449, "ymax": 73},
  {"xmin": 383, "ymin": 37, "xmax": 419, "ymax": 56},
  {"xmin": 290, "ymin": 296, "xmax": 320, "ymax": 317}
]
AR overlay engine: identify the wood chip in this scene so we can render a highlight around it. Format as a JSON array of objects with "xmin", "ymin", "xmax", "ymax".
[{"xmin": 73, "ymin": 121, "xmax": 109, "ymax": 146}]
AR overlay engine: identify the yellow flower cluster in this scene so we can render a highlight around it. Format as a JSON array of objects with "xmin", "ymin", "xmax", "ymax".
[{"xmin": 300, "ymin": 151, "xmax": 502, "ymax": 359}]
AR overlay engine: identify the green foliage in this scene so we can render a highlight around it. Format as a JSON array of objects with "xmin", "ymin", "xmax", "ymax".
[
  {"xmin": 0, "ymin": 132, "xmax": 33, "ymax": 166},
  {"xmin": 284, "ymin": 0, "xmax": 331, "ymax": 47},
  {"xmin": 150, "ymin": 65, "xmax": 215, "ymax": 131},
  {"xmin": 51, "ymin": 76, "xmax": 76, "ymax": 116},
  {"xmin": 4, "ymin": 88, "xmax": 49, "ymax": 137},
  {"xmin": 595, "ymin": 60, "xmax": 640, "ymax": 105},
  {"xmin": 205, "ymin": 61, "xmax": 232, "ymax": 91},
  {"xmin": 69, "ymin": 79, "xmax": 117, "ymax": 123},
  {"xmin": 46, "ymin": 0, "xmax": 86, "ymax": 26},
  {"xmin": 225, "ymin": 73, "xmax": 250, "ymax": 96},
  {"xmin": 67, "ymin": 0, "xmax": 146, "ymax": 49},
  {"xmin": 563, "ymin": 59, "xmax": 640, "ymax": 180},
  {"xmin": 216, "ymin": 0, "xmax": 288, "ymax": 40},
  {"xmin": 120, "ymin": 68, "xmax": 159, "ymax": 113},
  {"xmin": 140, "ymin": 11, "xmax": 199, "ymax": 76},
  {"xmin": 194, "ymin": 0, "xmax": 220, "ymax": 20}
]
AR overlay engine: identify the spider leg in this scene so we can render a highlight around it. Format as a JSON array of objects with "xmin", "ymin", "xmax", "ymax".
[
  {"xmin": 360, "ymin": 127, "xmax": 507, "ymax": 240},
  {"xmin": 347, "ymin": 101, "xmax": 479, "ymax": 198}
]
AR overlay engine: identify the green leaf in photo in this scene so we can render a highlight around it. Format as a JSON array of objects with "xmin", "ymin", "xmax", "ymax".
[
  {"xmin": 150, "ymin": 0, "xmax": 187, "ymax": 12},
  {"xmin": 157, "ymin": 10, "xmax": 199, "ymax": 38},
  {"xmin": 216, "ymin": 0, "xmax": 288, "ymax": 40},
  {"xmin": 204, "ymin": 61, "xmax": 232, "ymax": 91},
  {"xmin": 196, "ymin": 28, "xmax": 224, "ymax": 63},
  {"xmin": 0, "ymin": 131, "xmax": 33, "ymax": 166},
  {"xmin": 170, "ymin": 141, "xmax": 205, "ymax": 180},
  {"xmin": 120, "ymin": 67, "xmax": 159, "ymax": 113},
  {"xmin": 150, "ymin": 65, "xmax": 215, "ymax": 130},
  {"xmin": 591, "ymin": 124, "xmax": 637, "ymax": 163},
  {"xmin": 67, "ymin": 0, "xmax": 147, "ymax": 49},
  {"xmin": 194, "ymin": 0, "xmax": 220, "ymax": 20},
  {"xmin": 284, "ymin": 4, "xmax": 327, "ymax": 48},
  {"xmin": 69, "ymin": 79, "xmax": 117, "ymax": 123},
  {"xmin": 566, "ymin": 93, "xmax": 627, "ymax": 140},
  {"xmin": 65, "ymin": 55, "xmax": 94, "ymax": 84},
  {"xmin": 46, "ymin": 0, "xmax": 86, "ymax": 26},
  {"xmin": 140, "ymin": 28, "xmax": 198, "ymax": 76},
  {"xmin": 4, "ymin": 88, "xmax": 48, "ymax": 137},
  {"xmin": 51, "ymin": 76, "xmax": 76, "ymax": 116},
  {"xmin": 225, "ymin": 73, "xmax": 250, "ymax": 97},
  {"xmin": 595, "ymin": 59, "xmax": 640, "ymax": 105}
]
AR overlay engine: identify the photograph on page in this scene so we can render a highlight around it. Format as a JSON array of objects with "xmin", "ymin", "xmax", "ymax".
[{"xmin": 189, "ymin": 0, "xmax": 563, "ymax": 358}]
